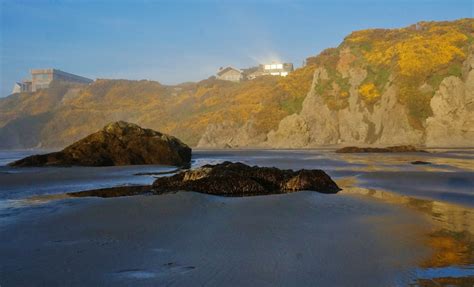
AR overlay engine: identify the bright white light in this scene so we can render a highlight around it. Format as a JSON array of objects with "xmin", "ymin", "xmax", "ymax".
[
  {"xmin": 264, "ymin": 65, "xmax": 271, "ymax": 70},
  {"xmin": 276, "ymin": 64, "xmax": 283, "ymax": 69},
  {"xmin": 281, "ymin": 72, "xmax": 288, "ymax": 76}
]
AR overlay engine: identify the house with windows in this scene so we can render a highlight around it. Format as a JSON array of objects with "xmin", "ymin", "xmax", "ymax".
[
  {"xmin": 12, "ymin": 81, "xmax": 32, "ymax": 94},
  {"xmin": 216, "ymin": 67, "xmax": 243, "ymax": 82},
  {"xmin": 216, "ymin": 62, "xmax": 294, "ymax": 82},
  {"xmin": 12, "ymin": 69, "xmax": 93, "ymax": 94},
  {"xmin": 260, "ymin": 62, "xmax": 294, "ymax": 77}
]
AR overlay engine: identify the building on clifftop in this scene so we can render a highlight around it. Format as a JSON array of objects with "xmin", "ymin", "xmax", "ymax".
[
  {"xmin": 216, "ymin": 67, "xmax": 243, "ymax": 82},
  {"xmin": 216, "ymin": 62, "xmax": 294, "ymax": 82},
  {"xmin": 260, "ymin": 62, "xmax": 294, "ymax": 77},
  {"xmin": 12, "ymin": 69, "xmax": 93, "ymax": 94}
]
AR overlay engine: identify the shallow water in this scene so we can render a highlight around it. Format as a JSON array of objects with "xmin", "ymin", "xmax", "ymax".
[{"xmin": 0, "ymin": 149, "xmax": 473, "ymax": 285}]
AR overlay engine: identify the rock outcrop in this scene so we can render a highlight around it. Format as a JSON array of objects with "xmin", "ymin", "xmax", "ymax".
[
  {"xmin": 335, "ymin": 145, "xmax": 427, "ymax": 153},
  {"xmin": 68, "ymin": 185, "xmax": 152, "ymax": 198},
  {"xmin": 197, "ymin": 120, "xmax": 266, "ymax": 148},
  {"xmin": 152, "ymin": 161, "xmax": 340, "ymax": 196},
  {"xmin": 265, "ymin": 66, "xmax": 425, "ymax": 148},
  {"xmin": 9, "ymin": 121, "xmax": 192, "ymax": 167},
  {"xmin": 425, "ymin": 50, "xmax": 474, "ymax": 147}
]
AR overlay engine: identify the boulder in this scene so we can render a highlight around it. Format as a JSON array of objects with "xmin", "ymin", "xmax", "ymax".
[
  {"xmin": 9, "ymin": 121, "xmax": 192, "ymax": 167},
  {"xmin": 335, "ymin": 145, "xmax": 426, "ymax": 153},
  {"xmin": 152, "ymin": 161, "xmax": 340, "ymax": 196}
]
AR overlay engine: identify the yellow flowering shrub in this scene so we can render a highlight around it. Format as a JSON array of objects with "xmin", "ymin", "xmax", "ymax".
[
  {"xmin": 358, "ymin": 83, "xmax": 380, "ymax": 104},
  {"xmin": 346, "ymin": 21, "xmax": 470, "ymax": 77},
  {"xmin": 344, "ymin": 19, "xmax": 473, "ymax": 127}
]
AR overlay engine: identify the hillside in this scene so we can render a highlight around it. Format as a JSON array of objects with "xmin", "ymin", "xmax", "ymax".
[
  {"xmin": 0, "ymin": 18, "xmax": 473, "ymax": 149},
  {"xmin": 265, "ymin": 19, "xmax": 473, "ymax": 147},
  {"xmin": 0, "ymin": 64, "xmax": 314, "ymax": 149}
]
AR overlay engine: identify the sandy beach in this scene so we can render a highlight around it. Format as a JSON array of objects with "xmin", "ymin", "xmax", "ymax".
[
  {"xmin": 2, "ymin": 191, "xmax": 431, "ymax": 286},
  {"xmin": 1, "ymin": 149, "xmax": 473, "ymax": 286}
]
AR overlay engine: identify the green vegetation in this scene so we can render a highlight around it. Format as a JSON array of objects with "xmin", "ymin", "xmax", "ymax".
[{"xmin": 307, "ymin": 18, "xmax": 473, "ymax": 128}]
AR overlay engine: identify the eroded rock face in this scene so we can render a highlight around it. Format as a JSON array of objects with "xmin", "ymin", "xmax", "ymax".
[
  {"xmin": 197, "ymin": 120, "xmax": 266, "ymax": 148},
  {"xmin": 152, "ymin": 161, "xmax": 340, "ymax": 196},
  {"xmin": 201, "ymin": 44, "xmax": 474, "ymax": 149},
  {"xmin": 425, "ymin": 51, "xmax": 474, "ymax": 147},
  {"xmin": 9, "ymin": 121, "xmax": 192, "ymax": 167},
  {"xmin": 265, "ymin": 67, "xmax": 424, "ymax": 148},
  {"xmin": 335, "ymin": 145, "xmax": 426, "ymax": 153}
]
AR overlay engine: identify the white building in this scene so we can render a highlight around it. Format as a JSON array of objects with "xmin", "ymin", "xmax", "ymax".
[
  {"xmin": 11, "ymin": 81, "xmax": 32, "ymax": 94},
  {"xmin": 215, "ymin": 62, "xmax": 294, "ymax": 82},
  {"xmin": 261, "ymin": 63, "xmax": 294, "ymax": 77}
]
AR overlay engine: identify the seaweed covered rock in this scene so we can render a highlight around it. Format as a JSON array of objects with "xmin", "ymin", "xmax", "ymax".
[
  {"xmin": 9, "ymin": 121, "xmax": 191, "ymax": 167},
  {"xmin": 152, "ymin": 161, "xmax": 340, "ymax": 196}
]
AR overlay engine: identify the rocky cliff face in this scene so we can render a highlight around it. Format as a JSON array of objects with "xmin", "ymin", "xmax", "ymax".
[
  {"xmin": 425, "ymin": 51, "xmax": 474, "ymax": 147},
  {"xmin": 198, "ymin": 19, "xmax": 474, "ymax": 148},
  {"xmin": 264, "ymin": 66, "xmax": 426, "ymax": 147},
  {"xmin": 264, "ymin": 49, "xmax": 474, "ymax": 148},
  {"xmin": 1, "ymin": 19, "xmax": 473, "ymax": 149}
]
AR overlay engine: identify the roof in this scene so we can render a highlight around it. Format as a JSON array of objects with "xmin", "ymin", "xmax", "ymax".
[
  {"xmin": 217, "ymin": 66, "xmax": 242, "ymax": 76},
  {"xmin": 241, "ymin": 66, "xmax": 259, "ymax": 74}
]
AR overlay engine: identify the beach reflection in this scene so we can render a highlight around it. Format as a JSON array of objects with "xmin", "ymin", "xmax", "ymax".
[
  {"xmin": 334, "ymin": 151, "xmax": 474, "ymax": 172},
  {"xmin": 340, "ymin": 184, "xmax": 474, "ymax": 285}
]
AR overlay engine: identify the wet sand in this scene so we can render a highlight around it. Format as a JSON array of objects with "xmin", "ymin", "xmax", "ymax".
[
  {"xmin": 1, "ymin": 149, "xmax": 474, "ymax": 286},
  {"xmin": 1, "ymin": 191, "xmax": 429, "ymax": 286}
]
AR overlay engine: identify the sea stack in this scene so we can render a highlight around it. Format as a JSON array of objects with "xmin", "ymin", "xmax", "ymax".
[{"xmin": 9, "ymin": 121, "xmax": 192, "ymax": 167}]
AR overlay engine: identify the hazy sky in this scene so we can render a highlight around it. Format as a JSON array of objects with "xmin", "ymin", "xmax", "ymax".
[{"xmin": 1, "ymin": 0, "xmax": 472, "ymax": 97}]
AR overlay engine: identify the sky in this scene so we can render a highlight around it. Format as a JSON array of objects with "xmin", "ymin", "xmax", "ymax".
[{"xmin": 0, "ymin": 0, "xmax": 472, "ymax": 97}]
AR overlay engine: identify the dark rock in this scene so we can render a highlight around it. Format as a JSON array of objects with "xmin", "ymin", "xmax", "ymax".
[
  {"xmin": 411, "ymin": 160, "xmax": 432, "ymax": 165},
  {"xmin": 336, "ymin": 145, "xmax": 427, "ymax": 153},
  {"xmin": 9, "ymin": 121, "xmax": 192, "ymax": 167},
  {"xmin": 68, "ymin": 185, "xmax": 152, "ymax": 198},
  {"xmin": 134, "ymin": 168, "xmax": 182, "ymax": 176},
  {"xmin": 152, "ymin": 161, "xmax": 340, "ymax": 196}
]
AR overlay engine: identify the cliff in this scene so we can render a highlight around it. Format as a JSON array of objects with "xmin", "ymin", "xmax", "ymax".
[
  {"xmin": 1, "ymin": 19, "xmax": 473, "ymax": 149},
  {"xmin": 264, "ymin": 19, "xmax": 474, "ymax": 148}
]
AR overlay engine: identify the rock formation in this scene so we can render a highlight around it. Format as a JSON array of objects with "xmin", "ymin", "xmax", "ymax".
[
  {"xmin": 68, "ymin": 185, "xmax": 152, "ymax": 198},
  {"xmin": 9, "ymin": 121, "xmax": 192, "ymax": 167},
  {"xmin": 152, "ymin": 161, "xmax": 340, "ymax": 196},
  {"xmin": 425, "ymin": 50, "xmax": 474, "ymax": 147},
  {"xmin": 335, "ymin": 145, "xmax": 427, "ymax": 153},
  {"xmin": 204, "ymin": 19, "xmax": 474, "ymax": 148}
]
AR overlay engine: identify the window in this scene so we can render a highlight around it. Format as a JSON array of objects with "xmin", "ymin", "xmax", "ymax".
[
  {"xmin": 35, "ymin": 83, "xmax": 49, "ymax": 90},
  {"xmin": 276, "ymin": 64, "xmax": 283, "ymax": 69},
  {"xmin": 33, "ymin": 74, "xmax": 49, "ymax": 80}
]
